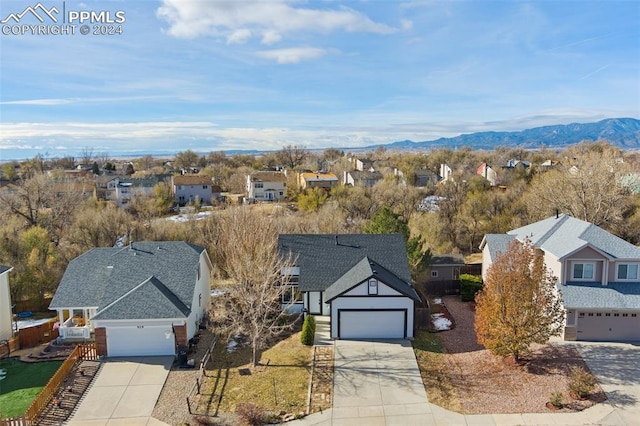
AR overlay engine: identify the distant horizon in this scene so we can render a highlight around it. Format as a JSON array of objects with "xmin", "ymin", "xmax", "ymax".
[
  {"xmin": 1, "ymin": 1, "xmax": 638, "ymax": 161},
  {"xmin": 1, "ymin": 116, "xmax": 639, "ymax": 162}
]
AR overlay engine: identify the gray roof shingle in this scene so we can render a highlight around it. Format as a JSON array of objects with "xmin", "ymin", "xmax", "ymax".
[
  {"xmin": 324, "ymin": 257, "xmax": 420, "ymax": 301},
  {"xmin": 278, "ymin": 234, "xmax": 416, "ymax": 295},
  {"xmin": 50, "ymin": 242, "xmax": 204, "ymax": 320},
  {"xmin": 431, "ymin": 255, "xmax": 465, "ymax": 266},
  {"xmin": 559, "ymin": 282, "xmax": 640, "ymax": 310},
  {"xmin": 507, "ymin": 214, "xmax": 640, "ymax": 260},
  {"xmin": 0, "ymin": 265, "xmax": 10, "ymax": 275},
  {"xmin": 482, "ymin": 234, "xmax": 516, "ymax": 261}
]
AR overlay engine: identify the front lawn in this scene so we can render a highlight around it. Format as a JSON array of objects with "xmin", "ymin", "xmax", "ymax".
[
  {"xmin": 197, "ymin": 331, "xmax": 312, "ymax": 418},
  {"xmin": 0, "ymin": 358, "xmax": 63, "ymax": 418},
  {"xmin": 412, "ymin": 330, "xmax": 462, "ymax": 412}
]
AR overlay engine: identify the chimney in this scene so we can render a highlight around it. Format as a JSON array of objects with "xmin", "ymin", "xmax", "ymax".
[
  {"xmin": 556, "ymin": 209, "xmax": 559, "ymax": 219},
  {"xmin": 335, "ymin": 235, "xmax": 338, "ymax": 246}
]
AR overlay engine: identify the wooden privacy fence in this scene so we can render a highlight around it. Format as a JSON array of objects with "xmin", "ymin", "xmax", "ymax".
[
  {"xmin": 18, "ymin": 319, "xmax": 59, "ymax": 349},
  {"xmin": 424, "ymin": 279, "xmax": 461, "ymax": 297},
  {"xmin": 2, "ymin": 343, "xmax": 98, "ymax": 426}
]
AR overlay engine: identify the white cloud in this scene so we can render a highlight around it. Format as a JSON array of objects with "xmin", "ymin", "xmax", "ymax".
[
  {"xmin": 157, "ymin": 0, "xmax": 395, "ymax": 40},
  {"xmin": 256, "ymin": 47, "xmax": 331, "ymax": 64},
  {"xmin": 261, "ymin": 30, "xmax": 282, "ymax": 45},
  {"xmin": 401, "ymin": 19, "xmax": 413, "ymax": 31},
  {"xmin": 227, "ymin": 29, "xmax": 252, "ymax": 45}
]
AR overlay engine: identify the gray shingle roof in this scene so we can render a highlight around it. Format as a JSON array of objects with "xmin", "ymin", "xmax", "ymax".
[
  {"xmin": 278, "ymin": 234, "xmax": 414, "ymax": 294},
  {"xmin": 481, "ymin": 234, "xmax": 516, "ymax": 261},
  {"xmin": 507, "ymin": 214, "xmax": 640, "ymax": 260},
  {"xmin": 324, "ymin": 257, "xmax": 420, "ymax": 302},
  {"xmin": 559, "ymin": 282, "xmax": 640, "ymax": 310},
  {"xmin": 50, "ymin": 242, "xmax": 205, "ymax": 320},
  {"xmin": 0, "ymin": 265, "xmax": 10, "ymax": 275},
  {"xmin": 431, "ymin": 255, "xmax": 465, "ymax": 266}
]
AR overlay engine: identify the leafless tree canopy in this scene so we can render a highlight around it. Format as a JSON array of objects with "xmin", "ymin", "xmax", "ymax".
[{"xmin": 206, "ymin": 206, "xmax": 299, "ymax": 366}]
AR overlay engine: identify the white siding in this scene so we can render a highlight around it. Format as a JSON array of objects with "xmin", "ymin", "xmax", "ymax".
[
  {"xmin": 0, "ymin": 271, "xmax": 12, "ymax": 341},
  {"xmin": 342, "ymin": 281, "xmax": 402, "ymax": 297}
]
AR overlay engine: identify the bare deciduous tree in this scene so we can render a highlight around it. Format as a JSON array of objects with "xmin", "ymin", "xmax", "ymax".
[
  {"xmin": 276, "ymin": 145, "xmax": 308, "ymax": 170},
  {"xmin": 207, "ymin": 206, "xmax": 299, "ymax": 367}
]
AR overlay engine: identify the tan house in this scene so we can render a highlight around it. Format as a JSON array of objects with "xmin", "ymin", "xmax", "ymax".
[
  {"xmin": 298, "ymin": 172, "xmax": 338, "ymax": 191},
  {"xmin": 246, "ymin": 171, "xmax": 287, "ymax": 201}
]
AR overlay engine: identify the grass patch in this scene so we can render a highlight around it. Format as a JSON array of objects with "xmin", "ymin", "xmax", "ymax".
[
  {"xmin": 201, "ymin": 331, "xmax": 312, "ymax": 416},
  {"xmin": 412, "ymin": 330, "xmax": 462, "ymax": 412},
  {"xmin": 0, "ymin": 358, "xmax": 63, "ymax": 418}
]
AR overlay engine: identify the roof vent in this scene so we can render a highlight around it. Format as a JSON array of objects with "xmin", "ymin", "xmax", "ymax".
[{"xmin": 107, "ymin": 265, "xmax": 113, "ymax": 269}]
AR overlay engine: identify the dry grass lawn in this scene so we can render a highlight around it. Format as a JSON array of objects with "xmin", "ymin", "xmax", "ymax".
[{"xmin": 197, "ymin": 331, "xmax": 312, "ymax": 417}]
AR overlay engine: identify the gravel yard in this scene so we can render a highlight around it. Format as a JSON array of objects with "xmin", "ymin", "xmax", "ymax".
[
  {"xmin": 434, "ymin": 296, "xmax": 606, "ymax": 414},
  {"xmin": 152, "ymin": 329, "xmax": 218, "ymax": 425}
]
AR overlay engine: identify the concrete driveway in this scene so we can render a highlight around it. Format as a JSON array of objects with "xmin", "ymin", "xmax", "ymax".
[
  {"xmin": 67, "ymin": 356, "xmax": 173, "ymax": 426},
  {"xmin": 572, "ymin": 341, "xmax": 640, "ymax": 425},
  {"xmin": 332, "ymin": 340, "xmax": 431, "ymax": 425}
]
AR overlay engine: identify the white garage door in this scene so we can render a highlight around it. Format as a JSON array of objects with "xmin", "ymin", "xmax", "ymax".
[
  {"xmin": 338, "ymin": 310, "xmax": 406, "ymax": 339},
  {"xmin": 107, "ymin": 325, "xmax": 176, "ymax": 357},
  {"xmin": 577, "ymin": 311, "xmax": 640, "ymax": 341}
]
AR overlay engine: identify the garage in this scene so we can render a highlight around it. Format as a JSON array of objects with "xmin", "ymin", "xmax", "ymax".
[
  {"xmin": 577, "ymin": 311, "xmax": 640, "ymax": 341},
  {"xmin": 338, "ymin": 309, "xmax": 407, "ymax": 339},
  {"xmin": 106, "ymin": 325, "xmax": 176, "ymax": 357}
]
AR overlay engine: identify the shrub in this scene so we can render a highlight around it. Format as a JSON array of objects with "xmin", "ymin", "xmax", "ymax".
[
  {"xmin": 568, "ymin": 366, "xmax": 596, "ymax": 399},
  {"xmin": 550, "ymin": 391, "xmax": 563, "ymax": 408},
  {"xmin": 300, "ymin": 315, "xmax": 316, "ymax": 346},
  {"xmin": 460, "ymin": 274, "xmax": 483, "ymax": 302},
  {"xmin": 236, "ymin": 402, "xmax": 266, "ymax": 426}
]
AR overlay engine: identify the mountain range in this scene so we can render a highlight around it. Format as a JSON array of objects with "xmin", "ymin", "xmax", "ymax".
[{"xmin": 372, "ymin": 118, "xmax": 640, "ymax": 152}]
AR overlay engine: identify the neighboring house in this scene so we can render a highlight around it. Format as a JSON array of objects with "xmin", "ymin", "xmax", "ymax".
[
  {"xmin": 439, "ymin": 164, "xmax": 453, "ymax": 182},
  {"xmin": 96, "ymin": 175, "xmax": 171, "ymax": 207},
  {"xmin": 278, "ymin": 234, "xmax": 420, "ymax": 339},
  {"xmin": 480, "ymin": 214, "xmax": 640, "ymax": 342},
  {"xmin": 351, "ymin": 157, "xmax": 374, "ymax": 172},
  {"xmin": 0, "ymin": 265, "xmax": 13, "ymax": 341},
  {"xmin": 172, "ymin": 175, "xmax": 215, "ymax": 205},
  {"xmin": 477, "ymin": 162, "xmax": 498, "ymax": 186},
  {"xmin": 298, "ymin": 171, "xmax": 339, "ymax": 191},
  {"xmin": 429, "ymin": 255, "xmax": 464, "ymax": 282},
  {"xmin": 413, "ymin": 169, "xmax": 441, "ymax": 187},
  {"xmin": 246, "ymin": 171, "xmax": 287, "ymax": 201},
  {"xmin": 343, "ymin": 170, "xmax": 383, "ymax": 187},
  {"xmin": 502, "ymin": 159, "xmax": 531, "ymax": 169},
  {"xmin": 49, "ymin": 242, "xmax": 212, "ymax": 357}
]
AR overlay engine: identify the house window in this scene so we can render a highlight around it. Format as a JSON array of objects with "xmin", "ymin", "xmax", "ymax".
[
  {"xmin": 596, "ymin": 313, "xmax": 602, "ymax": 316},
  {"xmin": 282, "ymin": 286, "xmax": 302, "ymax": 304},
  {"xmin": 623, "ymin": 313, "xmax": 628, "ymax": 317},
  {"xmin": 368, "ymin": 278, "xmax": 378, "ymax": 295},
  {"xmin": 573, "ymin": 263, "xmax": 594, "ymax": 280},
  {"xmin": 431, "ymin": 270, "xmax": 439, "ymax": 278},
  {"xmin": 614, "ymin": 313, "xmax": 619, "ymax": 317},
  {"xmin": 203, "ymin": 185, "xmax": 208, "ymax": 189},
  {"xmin": 617, "ymin": 264, "xmax": 638, "ymax": 280},
  {"xmin": 588, "ymin": 313, "xmax": 594, "ymax": 316},
  {"xmin": 632, "ymin": 314, "xmax": 637, "ymax": 317},
  {"xmin": 255, "ymin": 182, "xmax": 263, "ymax": 188},
  {"xmin": 605, "ymin": 313, "xmax": 611, "ymax": 317},
  {"xmin": 177, "ymin": 185, "xmax": 182, "ymax": 190}
]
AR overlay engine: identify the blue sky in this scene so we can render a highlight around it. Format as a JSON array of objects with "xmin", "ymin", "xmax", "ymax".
[{"xmin": 0, "ymin": 0, "xmax": 638, "ymax": 160}]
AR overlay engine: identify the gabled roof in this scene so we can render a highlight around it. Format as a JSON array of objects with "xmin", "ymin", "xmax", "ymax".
[
  {"xmin": 172, "ymin": 175, "xmax": 213, "ymax": 186},
  {"xmin": 300, "ymin": 172, "xmax": 338, "ymax": 182},
  {"xmin": 0, "ymin": 265, "xmax": 11, "ymax": 275},
  {"xmin": 507, "ymin": 214, "xmax": 640, "ymax": 260},
  {"xmin": 249, "ymin": 171, "xmax": 287, "ymax": 183},
  {"xmin": 431, "ymin": 255, "xmax": 465, "ymax": 266},
  {"xmin": 480, "ymin": 234, "xmax": 516, "ymax": 261},
  {"xmin": 560, "ymin": 282, "xmax": 640, "ymax": 310},
  {"xmin": 50, "ymin": 242, "xmax": 206, "ymax": 320},
  {"xmin": 278, "ymin": 234, "xmax": 413, "ymax": 293},
  {"xmin": 348, "ymin": 170, "xmax": 383, "ymax": 182},
  {"xmin": 324, "ymin": 257, "xmax": 420, "ymax": 302}
]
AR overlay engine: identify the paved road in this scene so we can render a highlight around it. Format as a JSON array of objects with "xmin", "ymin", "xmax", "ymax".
[{"xmin": 67, "ymin": 356, "xmax": 173, "ymax": 426}]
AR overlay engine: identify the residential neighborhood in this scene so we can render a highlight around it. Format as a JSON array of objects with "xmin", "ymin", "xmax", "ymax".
[{"xmin": 0, "ymin": 141, "xmax": 639, "ymax": 426}]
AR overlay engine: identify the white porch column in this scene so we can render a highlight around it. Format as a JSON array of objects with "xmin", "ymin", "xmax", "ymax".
[{"xmin": 602, "ymin": 260, "xmax": 608, "ymax": 286}]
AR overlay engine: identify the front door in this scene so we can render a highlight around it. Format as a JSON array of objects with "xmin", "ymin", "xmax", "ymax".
[{"xmin": 308, "ymin": 292, "xmax": 322, "ymax": 315}]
